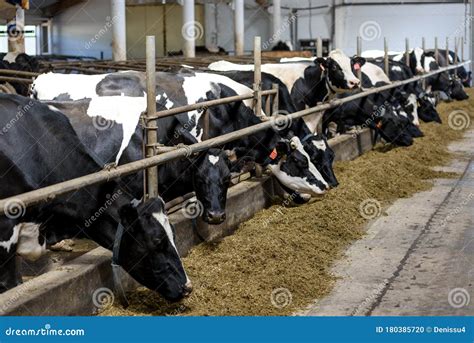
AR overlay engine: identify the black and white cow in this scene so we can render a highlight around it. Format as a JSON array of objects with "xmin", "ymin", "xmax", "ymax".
[
  {"xmin": 0, "ymin": 52, "xmax": 39, "ymax": 96},
  {"xmin": 362, "ymin": 48, "xmax": 451, "ymax": 95},
  {"xmin": 33, "ymin": 71, "xmax": 233, "ymax": 225},
  {"xmin": 323, "ymin": 62, "xmax": 417, "ymax": 146},
  {"xmin": 33, "ymin": 71, "xmax": 329, "ymax": 212},
  {"xmin": 424, "ymin": 50, "xmax": 469, "ymax": 101},
  {"xmin": 370, "ymin": 59, "xmax": 441, "ymax": 123},
  {"xmin": 208, "ymin": 49, "xmax": 366, "ymax": 112},
  {"xmin": 427, "ymin": 49, "xmax": 471, "ymax": 87},
  {"xmin": 212, "ymin": 70, "xmax": 339, "ymax": 188},
  {"xmin": 0, "ymin": 94, "xmax": 191, "ymax": 300}
]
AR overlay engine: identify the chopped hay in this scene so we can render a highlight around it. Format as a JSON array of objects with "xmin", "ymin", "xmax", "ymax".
[{"xmin": 102, "ymin": 89, "xmax": 474, "ymax": 316}]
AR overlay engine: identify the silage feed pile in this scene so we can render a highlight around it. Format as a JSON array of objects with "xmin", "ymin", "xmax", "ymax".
[{"xmin": 103, "ymin": 89, "xmax": 474, "ymax": 316}]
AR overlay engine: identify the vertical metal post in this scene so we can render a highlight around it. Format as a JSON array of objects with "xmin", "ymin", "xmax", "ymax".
[
  {"xmin": 234, "ymin": 0, "xmax": 244, "ymax": 55},
  {"xmin": 434, "ymin": 37, "xmax": 439, "ymax": 63},
  {"xmin": 460, "ymin": 36, "xmax": 464, "ymax": 61},
  {"xmin": 111, "ymin": 0, "xmax": 127, "ymax": 61},
  {"xmin": 272, "ymin": 0, "xmax": 282, "ymax": 42},
  {"xmin": 445, "ymin": 37, "xmax": 449, "ymax": 67},
  {"xmin": 384, "ymin": 37, "xmax": 389, "ymax": 76},
  {"xmin": 183, "ymin": 0, "xmax": 196, "ymax": 58},
  {"xmin": 8, "ymin": 6, "xmax": 25, "ymax": 53},
  {"xmin": 202, "ymin": 109, "xmax": 209, "ymax": 141},
  {"xmin": 421, "ymin": 37, "xmax": 425, "ymax": 51},
  {"xmin": 145, "ymin": 36, "xmax": 158, "ymax": 199},
  {"xmin": 316, "ymin": 37, "xmax": 323, "ymax": 58},
  {"xmin": 454, "ymin": 37, "xmax": 458, "ymax": 77},
  {"xmin": 253, "ymin": 36, "xmax": 262, "ymax": 118},
  {"xmin": 405, "ymin": 38, "xmax": 410, "ymax": 66},
  {"xmin": 356, "ymin": 36, "xmax": 362, "ymax": 80},
  {"xmin": 272, "ymin": 83, "xmax": 279, "ymax": 116}
]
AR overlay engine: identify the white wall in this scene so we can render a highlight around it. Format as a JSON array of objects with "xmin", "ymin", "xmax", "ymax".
[
  {"xmin": 336, "ymin": 3, "xmax": 470, "ymax": 56},
  {"xmin": 51, "ymin": 1, "xmax": 113, "ymax": 59}
]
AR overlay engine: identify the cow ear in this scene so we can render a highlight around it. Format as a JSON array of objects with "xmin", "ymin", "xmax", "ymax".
[
  {"xmin": 315, "ymin": 57, "xmax": 328, "ymax": 70},
  {"xmin": 424, "ymin": 51, "xmax": 436, "ymax": 57},
  {"xmin": 352, "ymin": 56, "xmax": 366, "ymax": 67},
  {"xmin": 118, "ymin": 204, "xmax": 138, "ymax": 229}
]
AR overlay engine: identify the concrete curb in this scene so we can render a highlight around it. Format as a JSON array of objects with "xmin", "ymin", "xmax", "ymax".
[{"xmin": 0, "ymin": 129, "xmax": 374, "ymax": 316}]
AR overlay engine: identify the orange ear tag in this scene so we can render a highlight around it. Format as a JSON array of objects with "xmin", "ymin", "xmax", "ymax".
[{"xmin": 269, "ymin": 148, "xmax": 278, "ymax": 160}]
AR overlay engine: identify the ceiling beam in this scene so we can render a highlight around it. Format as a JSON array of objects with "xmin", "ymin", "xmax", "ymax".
[{"xmin": 42, "ymin": 0, "xmax": 86, "ymax": 17}]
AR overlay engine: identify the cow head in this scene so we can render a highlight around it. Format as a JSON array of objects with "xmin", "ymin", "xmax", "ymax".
[
  {"xmin": 268, "ymin": 136, "xmax": 329, "ymax": 196},
  {"xmin": 418, "ymin": 94, "xmax": 441, "ymax": 123},
  {"xmin": 192, "ymin": 149, "xmax": 232, "ymax": 225},
  {"xmin": 316, "ymin": 49, "xmax": 365, "ymax": 92},
  {"xmin": 118, "ymin": 198, "xmax": 192, "ymax": 301},
  {"xmin": 301, "ymin": 134, "xmax": 338, "ymax": 188},
  {"xmin": 448, "ymin": 78, "xmax": 469, "ymax": 101},
  {"xmin": 372, "ymin": 106, "xmax": 414, "ymax": 146}
]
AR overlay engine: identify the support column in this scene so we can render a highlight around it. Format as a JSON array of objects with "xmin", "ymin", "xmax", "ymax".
[
  {"xmin": 272, "ymin": 0, "xmax": 281, "ymax": 41},
  {"xmin": 8, "ymin": 6, "xmax": 25, "ymax": 53},
  {"xmin": 234, "ymin": 0, "xmax": 244, "ymax": 55},
  {"xmin": 183, "ymin": 0, "xmax": 196, "ymax": 58},
  {"xmin": 111, "ymin": 0, "xmax": 127, "ymax": 61}
]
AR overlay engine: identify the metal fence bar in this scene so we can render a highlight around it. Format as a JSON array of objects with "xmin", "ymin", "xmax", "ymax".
[
  {"xmin": 435, "ymin": 37, "xmax": 439, "ymax": 63},
  {"xmin": 145, "ymin": 36, "xmax": 159, "ymax": 199},
  {"xmin": 146, "ymin": 89, "xmax": 277, "ymax": 120},
  {"xmin": 384, "ymin": 37, "xmax": 389, "ymax": 76},
  {"xmin": 0, "ymin": 60, "xmax": 469, "ymax": 214},
  {"xmin": 253, "ymin": 36, "xmax": 262, "ymax": 118}
]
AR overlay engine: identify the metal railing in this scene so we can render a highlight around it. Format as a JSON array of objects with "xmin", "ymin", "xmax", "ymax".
[{"xmin": 0, "ymin": 56, "xmax": 469, "ymax": 214}]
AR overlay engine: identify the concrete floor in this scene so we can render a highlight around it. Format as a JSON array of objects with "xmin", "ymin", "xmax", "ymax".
[{"xmin": 303, "ymin": 130, "xmax": 474, "ymax": 316}]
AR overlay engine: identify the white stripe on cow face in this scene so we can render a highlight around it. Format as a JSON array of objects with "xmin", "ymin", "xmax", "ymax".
[
  {"xmin": 269, "ymin": 137, "xmax": 328, "ymax": 196},
  {"xmin": 414, "ymin": 47, "xmax": 424, "ymax": 74},
  {"xmin": 407, "ymin": 93, "xmax": 420, "ymax": 126},
  {"xmin": 0, "ymin": 223, "xmax": 45, "ymax": 261},
  {"xmin": 329, "ymin": 49, "xmax": 359, "ymax": 87},
  {"xmin": 152, "ymin": 211, "xmax": 191, "ymax": 285}
]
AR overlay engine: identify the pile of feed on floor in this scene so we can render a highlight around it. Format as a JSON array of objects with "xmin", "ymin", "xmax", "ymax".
[{"xmin": 102, "ymin": 89, "xmax": 474, "ymax": 316}]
